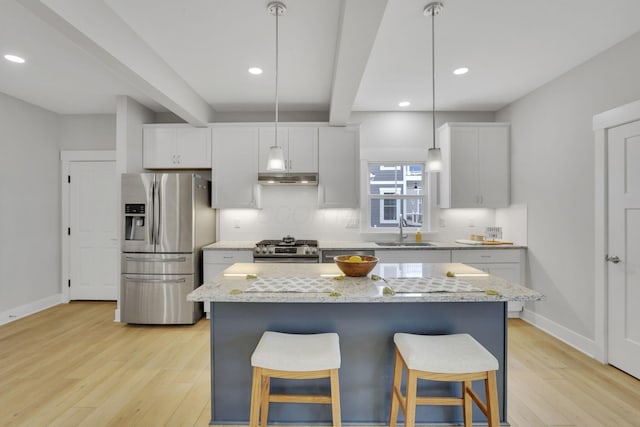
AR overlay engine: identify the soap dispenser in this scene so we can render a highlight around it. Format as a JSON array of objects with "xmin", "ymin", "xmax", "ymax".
[{"xmin": 415, "ymin": 229, "xmax": 422, "ymax": 243}]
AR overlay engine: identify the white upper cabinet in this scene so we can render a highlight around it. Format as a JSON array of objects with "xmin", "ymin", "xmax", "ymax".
[
  {"xmin": 143, "ymin": 126, "xmax": 211, "ymax": 169},
  {"xmin": 438, "ymin": 123, "xmax": 510, "ymax": 208},
  {"xmin": 211, "ymin": 127, "xmax": 261, "ymax": 208},
  {"xmin": 318, "ymin": 126, "xmax": 359, "ymax": 208},
  {"xmin": 258, "ymin": 126, "xmax": 318, "ymax": 173}
]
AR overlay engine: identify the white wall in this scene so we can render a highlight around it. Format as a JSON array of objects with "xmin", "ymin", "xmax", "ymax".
[
  {"xmin": 0, "ymin": 93, "xmax": 61, "ymax": 317},
  {"xmin": 218, "ymin": 111, "xmax": 496, "ymax": 241},
  {"xmin": 496, "ymin": 30, "xmax": 640, "ymax": 340},
  {"xmin": 60, "ymin": 114, "xmax": 116, "ymax": 150},
  {"xmin": 116, "ymin": 95, "xmax": 154, "ymax": 174}
]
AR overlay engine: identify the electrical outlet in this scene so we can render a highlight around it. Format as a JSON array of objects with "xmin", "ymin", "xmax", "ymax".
[
  {"xmin": 468, "ymin": 217, "xmax": 475, "ymax": 228},
  {"xmin": 439, "ymin": 217, "xmax": 446, "ymax": 228}
]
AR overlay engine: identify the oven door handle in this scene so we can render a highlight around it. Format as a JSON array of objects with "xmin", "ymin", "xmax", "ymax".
[{"xmin": 253, "ymin": 257, "xmax": 319, "ymax": 263}]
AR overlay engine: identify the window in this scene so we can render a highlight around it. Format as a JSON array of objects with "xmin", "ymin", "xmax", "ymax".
[{"xmin": 367, "ymin": 163, "xmax": 426, "ymax": 229}]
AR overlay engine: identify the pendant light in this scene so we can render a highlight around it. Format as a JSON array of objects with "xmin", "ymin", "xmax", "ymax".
[
  {"xmin": 266, "ymin": 2, "xmax": 286, "ymax": 172},
  {"xmin": 425, "ymin": 2, "xmax": 443, "ymax": 172}
]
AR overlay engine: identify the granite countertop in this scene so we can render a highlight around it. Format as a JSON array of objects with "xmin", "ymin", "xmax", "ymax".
[
  {"xmin": 203, "ymin": 241, "xmax": 527, "ymax": 250},
  {"xmin": 188, "ymin": 262, "xmax": 542, "ymax": 304}
]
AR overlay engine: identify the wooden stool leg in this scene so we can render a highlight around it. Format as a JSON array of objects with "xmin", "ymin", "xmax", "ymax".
[
  {"xmin": 260, "ymin": 375, "xmax": 270, "ymax": 427},
  {"xmin": 389, "ymin": 349, "xmax": 403, "ymax": 427},
  {"xmin": 405, "ymin": 369, "xmax": 418, "ymax": 427},
  {"xmin": 330, "ymin": 368, "xmax": 342, "ymax": 427},
  {"xmin": 485, "ymin": 370, "xmax": 500, "ymax": 427},
  {"xmin": 463, "ymin": 380, "xmax": 473, "ymax": 427},
  {"xmin": 249, "ymin": 367, "xmax": 262, "ymax": 427}
]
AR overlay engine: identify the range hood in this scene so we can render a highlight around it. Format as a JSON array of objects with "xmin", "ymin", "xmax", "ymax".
[{"xmin": 258, "ymin": 173, "xmax": 318, "ymax": 186}]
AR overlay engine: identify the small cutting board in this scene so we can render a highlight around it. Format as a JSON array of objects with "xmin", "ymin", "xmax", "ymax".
[{"xmin": 455, "ymin": 239, "xmax": 513, "ymax": 246}]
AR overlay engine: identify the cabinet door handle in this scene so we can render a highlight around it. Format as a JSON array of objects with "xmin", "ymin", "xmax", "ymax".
[
  {"xmin": 606, "ymin": 255, "xmax": 621, "ymax": 264},
  {"xmin": 125, "ymin": 256, "xmax": 187, "ymax": 263},
  {"xmin": 124, "ymin": 277, "xmax": 186, "ymax": 283}
]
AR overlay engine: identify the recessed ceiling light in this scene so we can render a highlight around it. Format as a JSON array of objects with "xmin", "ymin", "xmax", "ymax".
[
  {"xmin": 398, "ymin": 101, "xmax": 411, "ymax": 107},
  {"xmin": 4, "ymin": 54, "xmax": 25, "ymax": 64},
  {"xmin": 248, "ymin": 67, "xmax": 263, "ymax": 75},
  {"xmin": 453, "ymin": 67, "xmax": 469, "ymax": 75}
]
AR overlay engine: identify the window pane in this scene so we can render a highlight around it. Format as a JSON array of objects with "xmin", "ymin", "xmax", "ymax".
[
  {"xmin": 369, "ymin": 163, "xmax": 424, "ymax": 195},
  {"xmin": 370, "ymin": 198, "xmax": 423, "ymax": 228}
]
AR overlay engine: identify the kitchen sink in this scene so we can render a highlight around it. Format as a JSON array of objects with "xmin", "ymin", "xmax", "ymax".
[{"xmin": 374, "ymin": 241, "xmax": 438, "ymax": 247}]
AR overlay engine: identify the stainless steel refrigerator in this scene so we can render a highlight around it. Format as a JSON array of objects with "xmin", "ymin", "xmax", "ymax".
[{"xmin": 121, "ymin": 173, "xmax": 215, "ymax": 324}]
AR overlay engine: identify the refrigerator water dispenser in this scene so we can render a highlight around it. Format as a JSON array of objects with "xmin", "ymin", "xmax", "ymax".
[{"xmin": 124, "ymin": 203, "xmax": 146, "ymax": 241}]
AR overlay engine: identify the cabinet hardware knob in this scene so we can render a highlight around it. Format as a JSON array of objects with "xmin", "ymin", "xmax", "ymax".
[{"xmin": 606, "ymin": 255, "xmax": 621, "ymax": 264}]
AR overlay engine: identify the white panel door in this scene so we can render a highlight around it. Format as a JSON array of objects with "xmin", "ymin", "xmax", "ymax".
[
  {"xmin": 608, "ymin": 120, "xmax": 640, "ymax": 379},
  {"xmin": 69, "ymin": 161, "xmax": 118, "ymax": 300}
]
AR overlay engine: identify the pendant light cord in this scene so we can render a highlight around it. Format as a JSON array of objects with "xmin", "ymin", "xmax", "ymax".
[
  {"xmin": 431, "ymin": 8, "xmax": 436, "ymax": 150},
  {"xmin": 274, "ymin": 6, "xmax": 280, "ymax": 148}
]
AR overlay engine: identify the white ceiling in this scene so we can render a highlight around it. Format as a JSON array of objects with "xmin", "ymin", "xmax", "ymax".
[{"xmin": 2, "ymin": 0, "xmax": 640, "ymax": 124}]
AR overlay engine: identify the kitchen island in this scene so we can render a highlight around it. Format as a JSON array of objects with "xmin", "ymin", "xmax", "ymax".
[{"xmin": 188, "ymin": 262, "xmax": 542, "ymax": 425}]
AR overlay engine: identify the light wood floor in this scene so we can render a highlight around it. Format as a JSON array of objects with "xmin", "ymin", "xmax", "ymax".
[{"xmin": 1, "ymin": 302, "xmax": 639, "ymax": 427}]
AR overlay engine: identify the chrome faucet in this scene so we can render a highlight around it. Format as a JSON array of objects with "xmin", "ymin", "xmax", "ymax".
[{"xmin": 398, "ymin": 214, "xmax": 408, "ymax": 241}]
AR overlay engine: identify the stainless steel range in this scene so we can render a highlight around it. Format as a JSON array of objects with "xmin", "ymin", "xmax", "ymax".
[{"xmin": 253, "ymin": 236, "xmax": 319, "ymax": 263}]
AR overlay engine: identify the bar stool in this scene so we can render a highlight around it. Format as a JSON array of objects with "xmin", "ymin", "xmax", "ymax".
[
  {"xmin": 389, "ymin": 333, "xmax": 500, "ymax": 427},
  {"xmin": 249, "ymin": 331, "xmax": 342, "ymax": 427}
]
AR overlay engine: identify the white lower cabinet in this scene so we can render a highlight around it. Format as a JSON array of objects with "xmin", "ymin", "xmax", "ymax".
[
  {"xmin": 375, "ymin": 250, "xmax": 451, "ymax": 263},
  {"xmin": 451, "ymin": 249, "xmax": 526, "ymax": 317},
  {"xmin": 202, "ymin": 250, "xmax": 252, "ymax": 318}
]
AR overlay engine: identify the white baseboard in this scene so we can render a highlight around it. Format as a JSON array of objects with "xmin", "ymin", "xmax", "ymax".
[
  {"xmin": 0, "ymin": 294, "xmax": 63, "ymax": 326},
  {"xmin": 520, "ymin": 308, "xmax": 598, "ymax": 358},
  {"xmin": 114, "ymin": 308, "xmax": 121, "ymax": 323}
]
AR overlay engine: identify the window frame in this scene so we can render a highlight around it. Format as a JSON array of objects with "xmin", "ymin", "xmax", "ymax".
[{"xmin": 363, "ymin": 161, "xmax": 431, "ymax": 232}]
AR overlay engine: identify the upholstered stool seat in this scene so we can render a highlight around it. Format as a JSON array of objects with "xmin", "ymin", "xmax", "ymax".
[
  {"xmin": 250, "ymin": 332, "xmax": 342, "ymax": 427},
  {"xmin": 390, "ymin": 333, "xmax": 500, "ymax": 427}
]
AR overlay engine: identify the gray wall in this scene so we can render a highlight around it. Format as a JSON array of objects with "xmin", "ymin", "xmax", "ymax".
[
  {"xmin": 0, "ymin": 94, "xmax": 117, "ymax": 318},
  {"xmin": 496, "ymin": 30, "xmax": 640, "ymax": 339},
  {"xmin": 60, "ymin": 114, "xmax": 116, "ymax": 150},
  {"xmin": 0, "ymin": 93, "xmax": 60, "ymax": 313}
]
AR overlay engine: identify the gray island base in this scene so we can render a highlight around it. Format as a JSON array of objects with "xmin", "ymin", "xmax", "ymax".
[{"xmin": 188, "ymin": 262, "xmax": 543, "ymax": 425}]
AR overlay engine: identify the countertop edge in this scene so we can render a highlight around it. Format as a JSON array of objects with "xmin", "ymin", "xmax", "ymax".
[{"xmin": 203, "ymin": 241, "xmax": 527, "ymax": 250}]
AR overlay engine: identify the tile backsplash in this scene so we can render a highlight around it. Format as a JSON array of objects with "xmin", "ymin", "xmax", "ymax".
[{"xmin": 217, "ymin": 187, "xmax": 526, "ymax": 244}]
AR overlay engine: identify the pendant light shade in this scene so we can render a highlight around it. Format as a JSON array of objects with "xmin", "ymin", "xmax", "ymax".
[
  {"xmin": 426, "ymin": 147, "xmax": 443, "ymax": 171},
  {"xmin": 425, "ymin": 2, "xmax": 443, "ymax": 173},
  {"xmin": 266, "ymin": 2, "xmax": 287, "ymax": 172},
  {"xmin": 267, "ymin": 145, "xmax": 285, "ymax": 171}
]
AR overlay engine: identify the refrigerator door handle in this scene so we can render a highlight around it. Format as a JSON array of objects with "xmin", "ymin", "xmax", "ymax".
[
  {"xmin": 124, "ymin": 277, "xmax": 187, "ymax": 283},
  {"xmin": 156, "ymin": 178, "xmax": 162, "ymax": 246},
  {"xmin": 153, "ymin": 176, "xmax": 160, "ymax": 248},
  {"xmin": 124, "ymin": 256, "xmax": 187, "ymax": 263},
  {"xmin": 147, "ymin": 178, "xmax": 155, "ymax": 247}
]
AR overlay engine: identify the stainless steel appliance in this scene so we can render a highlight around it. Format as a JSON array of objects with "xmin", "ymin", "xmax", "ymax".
[
  {"xmin": 253, "ymin": 236, "xmax": 319, "ymax": 263},
  {"xmin": 121, "ymin": 173, "xmax": 215, "ymax": 324},
  {"xmin": 321, "ymin": 249, "xmax": 375, "ymax": 263}
]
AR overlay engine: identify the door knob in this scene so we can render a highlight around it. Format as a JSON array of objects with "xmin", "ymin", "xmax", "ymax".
[{"xmin": 606, "ymin": 255, "xmax": 621, "ymax": 264}]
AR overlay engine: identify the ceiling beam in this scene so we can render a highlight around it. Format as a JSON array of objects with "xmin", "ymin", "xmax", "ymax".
[
  {"xmin": 18, "ymin": 0, "xmax": 215, "ymax": 126},
  {"xmin": 329, "ymin": 0, "xmax": 388, "ymax": 126}
]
